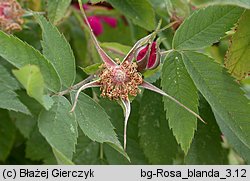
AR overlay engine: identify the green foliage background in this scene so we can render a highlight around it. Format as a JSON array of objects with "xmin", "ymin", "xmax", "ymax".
[{"xmin": 0, "ymin": 0, "xmax": 250, "ymax": 165}]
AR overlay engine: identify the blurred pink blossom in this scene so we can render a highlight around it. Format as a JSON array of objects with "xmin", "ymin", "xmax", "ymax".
[
  {"xmin": 87, "ymin": 16, "xmax": 103, "ymax": 36},
  {"xmin": 73, "ymin": 3, "xmax": 118, "ymax": 36},
  {"xmin": 100, "ymin": 16, "xmax": 117, "ymax": 28}
]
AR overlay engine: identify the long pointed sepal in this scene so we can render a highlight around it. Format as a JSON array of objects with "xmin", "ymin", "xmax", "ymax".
[
  {"xmin": 122, "ymin": 34, "xmax": 152, "ymax": 64},
  {"xmin": 70, "ymin": 80, "xmax": 101, "ymax": 112},
  {"xmin": 121, "ymin": 98, "xmax": 131, "ymax": 151},
  {"xmin": 140, "ymin": 81, "xmax": 206, "ymax": 124},
  {"xmin": 122, "ymin": 21, "xmax": 176, "ymax": 65},
  {"xmin": 77, "ymin": 0, "xmax": 117, "ymax": 67}
]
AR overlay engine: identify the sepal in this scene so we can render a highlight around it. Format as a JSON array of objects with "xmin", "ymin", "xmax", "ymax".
[
  {"xmin": 135, "ymin": 42, "xmax": 161, "ymax": 72},
  {"xmin": 70, "ymin": 80, "xmax": 101, "ymax": 112},
  {"xmin": 140, "ymin": 81, "xmax": 206, "ymax": 124},
  {"xmin": 120, "ymin": 98, "xmax": 131, "ymax": 151}
]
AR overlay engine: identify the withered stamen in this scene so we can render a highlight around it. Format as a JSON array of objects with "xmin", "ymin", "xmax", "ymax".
[{"xmin": 99, "ymin": 60, "xmax": 143, "ymax": 100}]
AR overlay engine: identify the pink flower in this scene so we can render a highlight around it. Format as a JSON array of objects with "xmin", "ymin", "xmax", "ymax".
[
  {"xmin": 87, "ymin": 16, "xmax": 103, "ymax": 36},
  {"xmin": 74, "ymin": 3, "xmax": 118, "ymax": 36},
  {"xmin": 100, "ymin": 16, "xmax": 117, "ymax": 28},
  {"xmin": 0, "ymin": 5, "xmax": 5, "ymax": 16}
]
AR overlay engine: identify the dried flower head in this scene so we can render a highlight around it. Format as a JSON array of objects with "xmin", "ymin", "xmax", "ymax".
[
  {"xmin": 70, "ymin": 0, "xmax": 206, "ymax": 151},
  {"xmin": 0, "ymin": 0, "xmax": 24, "ymax": 33},
  {"xmin": 99, "ymin": 60, "xmax": 143, "ymax": 100}
]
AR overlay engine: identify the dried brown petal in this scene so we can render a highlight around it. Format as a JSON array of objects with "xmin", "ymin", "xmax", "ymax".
[{"xmin": 99, "ymin": 60, "xmax": 143, "ymax": 100}]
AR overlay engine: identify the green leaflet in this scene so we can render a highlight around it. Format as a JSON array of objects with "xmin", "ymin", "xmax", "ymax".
[
  {"xmin": 70, "ymin": 93, "xmax": 129, "ymax": 161},
  {"xmin": 182, "ymin": 51, "xmax": 250, "ymax": 155},
  {"xmin": 104, "ymin": 140, "xmax": 147, "ymax": 164},
  {"xmin": 214, "ymin": 112, "xmax": 250, "ymax": 164},
  {"xmin": 82, "ymin": 63, "xmax": 101, "ymax": 75},
  {"xmin": 191, "ymin": 0, "xmax": 250, "ymax": 9},
  {"xmin": 11, "ymin": 113, "xmax": 36, "ymax": 139},
  {"xmin": 165, "ymin": 0, "xmax": 190, "ymax": 17},
  {"xmin": 185, "ymin": 96, "xmax": 228, "ymax": 164},
  {"xmin": 0, "ymin": 64, "xmax": 19, "ymax": 90},
  {"xmin": 13, "ymin": 65, "xmax": 54, "ymax": 110},
  {"xmin": 38, "ymin": 96, "xmax": 78, "ymax": 163},
  {"xmin": 73, "ymin": 131, "xmax": 101, "ymax": 165},
  {"xmin": 0, "ymin": 64, "xmax": 30, "ymax": 114},
  {"xmin": 19, "ymin": 94, "xmax": 54, "ymax": 163},
  {"xmin": 25, "ymin": 127, "xmax": 56, "ymax": 164},
  {"xmin": 161, "ymin": 51, "xmax": 198, "ymax": 154},
  {"xmin": 35, "ymin": 15, "xmax": 76, "ymax": 88},
  {"xmin": 10, "ymin": 91, "xmax": 43, "ymax": 139},
  {"xmin": 225, "ymin": 10, "xmax": 250, "ymax": 80},
  {"xmin": 0, "ymin": 87, "xmax": 30, "ymax": 115},
  {"xmin": 52, "ymin": 148, "xmax": 75, "ymax": 165},
  {"xmin": 106, "ymin": 0, "xmax": 156, "ymax": 31},
  {"xmin": 173, "ymin": 6, "xmax": 244, "ymax": 50},
  {"xmin": 0, "ymin": 31, "xmax": 61, "ymax": 92},
  {"xmin": 47, "ymin": 0, "xmax": 72, "ymax": 24},
  {"xmin": 148, "ymin": 0, "xmax": 169, "ymax": 18},
  {"xmin": 139, "ymin": 89, "xmax": 178, "ymax": 164},
  {"xmin": 0, "ymin": 110, "xmax": 16, "ymax": 161},
  {"xmin": 14, "ymin": 22, "xmax": 42, "ymax": 50}
]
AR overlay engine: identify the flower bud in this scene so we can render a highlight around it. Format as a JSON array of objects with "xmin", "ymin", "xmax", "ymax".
[
  {"xmin": 147, "ymin": 42, "xmax": 160, "ymax": 70},
  {"xmin": 135, "ymin": 44, "xmax": 149, "ymax": 71},
  {"xmin": 135, "ymin": 41, "xmax": 160, "ymax": 72}
]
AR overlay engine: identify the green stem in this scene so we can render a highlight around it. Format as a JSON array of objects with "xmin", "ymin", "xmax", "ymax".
[
  {"xmin": 160, "ymin": 49, "xmax": 174, "ymax": 56},
  {"xmin": 56, "ymin": 74, "xmax": 96, "ymax": 96}
]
